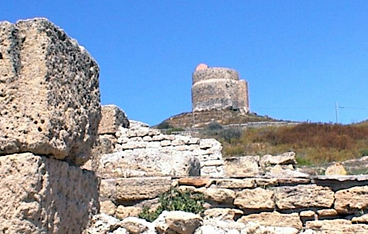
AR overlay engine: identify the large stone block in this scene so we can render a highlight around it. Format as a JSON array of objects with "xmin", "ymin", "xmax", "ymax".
[
  {"xmin": 305, "ymin": 219, "xmax": 368, "ymax": 234},
  {"xmin": 0, "ymin": 18, "xmax": 101, "ymax": 165},
  {"xmin": 0, "ymin": 153, "xmax": 99, "ymax": 233},
  {"xmin": 234, "ymin": 188, "xmax": 274, "ymax": 210},
  {"xmin": 237, "ymin": 211, "xmax": 302, "ymax": 229},
  {"xmin": 98, "ymin": 105, "xmax": 129, "ymax": 135},
  {"xmin": 275, "ymin": 184, "xmax": 334, "ymax": 210},
  {"xmin": 223, "ymin": 156, "xmax": 260, "ymax": 177},
  {"xmin": 97, "ymin": 149, "xmax": 200, "ymax": 178},
  {"xmin": 335, "ymin": 186, "xmax": 368, "ymax": 214},
  {"xmin": 100, "ymin": 177, "xmax": 172, "ymax": 202}
]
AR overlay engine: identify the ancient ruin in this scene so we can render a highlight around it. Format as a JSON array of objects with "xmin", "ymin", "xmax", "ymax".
[
  {"xmin": 0, "ymin": 18, "xmax": 100, "ymax": 233},
  {"xmin": 3, "ymin": 17, "xmax": 368, "ymax": 234},
  {"xmin": 192, "ymin": 64, "xmax": 249, "ymax": 113}
]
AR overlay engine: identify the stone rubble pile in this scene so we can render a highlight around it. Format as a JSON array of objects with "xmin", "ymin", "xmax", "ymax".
[{"xmin": 0, "ymin": 18, "xmax": 100, "ymax": 233}]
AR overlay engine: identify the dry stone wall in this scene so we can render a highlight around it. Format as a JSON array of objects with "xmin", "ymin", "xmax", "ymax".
[
  {"xmin": 0, "ymin": 18, "xmax": 100, "ymax": 233},
  {"xmin": 94, "ymin": 174, "xmax": 368, "ymax": 234},
  {"xmin": 94, "ymin": 111, "xmax": 224, "ymax": 178}
]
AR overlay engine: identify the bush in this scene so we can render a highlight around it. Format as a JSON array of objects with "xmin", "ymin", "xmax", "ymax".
[
  {"xmin": 138, "ymin": 187, "xmax": 204, "ymax": 222},
  {"xmin": 206, "ymin": 122, "xmax": 223, "ymax": 130},
  {"xmin": 361, "ymin": 149, "xmax": 368, "ymax": 156},
  {"xmin": 219, "ymin": 128, "xmax": 243, "ymax": 143}
]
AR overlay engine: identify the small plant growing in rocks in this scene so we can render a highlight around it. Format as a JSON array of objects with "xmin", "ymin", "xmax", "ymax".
[{"xmin": 139, "ymin": 187, "xmax": 204, "ymax": 222}]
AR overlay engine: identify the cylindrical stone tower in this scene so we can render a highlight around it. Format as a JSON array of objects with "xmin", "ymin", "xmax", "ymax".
[{"xmin": 191, "ymin": 63, "xmax": 249, "ymax": 113}]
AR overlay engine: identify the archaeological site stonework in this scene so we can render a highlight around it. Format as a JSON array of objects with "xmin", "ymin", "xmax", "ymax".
[
  {"xmin": 4, "ymin": 17, "xmax": 368, "ymax": 234},
  {"xmin": 0, "ymin": 18, "xmax": 100, "ymax": 233},
  {"xmin": 0, "ymin": 18, "xmax": 100, "ymax": 165},
  {"xmin": 192, "ymin": 64, "xmax": 249, "ymax": 113}
]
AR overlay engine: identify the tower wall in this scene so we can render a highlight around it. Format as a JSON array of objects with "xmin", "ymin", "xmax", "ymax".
[{"xmin": 191, "ymin": 65, "xmax": 249, "ymax": 112}]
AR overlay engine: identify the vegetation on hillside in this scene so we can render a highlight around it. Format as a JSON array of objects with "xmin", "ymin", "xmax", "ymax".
[{"xmin": 202, "ymin": 122, "xmax": 368, "ymax": 165}]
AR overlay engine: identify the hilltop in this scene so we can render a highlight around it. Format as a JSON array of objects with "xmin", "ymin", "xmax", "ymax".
[{"xmin": 157, "ymin": 108, "xmax": 292, "ymax": 129}]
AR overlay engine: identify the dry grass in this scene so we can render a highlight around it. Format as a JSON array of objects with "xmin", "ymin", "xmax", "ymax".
[{"xmin": 217, "ymin": 123, "xmax": 368, "ymax": 165}]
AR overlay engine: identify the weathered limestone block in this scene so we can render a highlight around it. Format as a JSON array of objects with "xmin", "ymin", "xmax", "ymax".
[
  {"xmin": 97, "ymin": 149, "xmax": 200, "ymax": 178},
  {"xmin": 0, "ymin": 18, "xmax": 101, "ymax": 165},
  {"xmin": 100, "ymin": 200, "xmax": 117, "ymax": 216},
  {"xmin": 203, "ymin": 208, "xmax": 243, "ymax": 221},
  {"xmin": 84, "ymin": 213, "xmax": 123, "ymax": 234},
  {"xmin": 197, "ymin": 187, "xmax": 235, "ymax": 204},
  {"xmin": 300, "ymin": 210, "xmax": 316, "ymax": 219},
  {"xmin": 98, "ymin": 105, "xmax": 129, "ymax": 135},
  {"xmin": 260, "ymin": 152, "xmax": 296, "ymax": 167},
  {"xmin": 224, "ymin": 156, "xmax": 260, "ymax": 177},
  {"xmin": 195, "ymin": 219, "xmax": 246, "ymax": 234},
  {"xmin": 317, "ymin": 209, "xmax": 338, "ymax": 218},
  {"xmin": 305, "ymin": 219, "xmax": 368, "ymax": 234},
  {"xmin": 325, "ymin": 163, "xmax": 348, "ymax": 175},
  {"xmin": 115, "ymin": 206, "xmax": 142, "ymax": 219},
  {"xmin": 120, "ymin": 217, "xmax": 155, "ymax": 234},
  {"xmin": 237, "ymin": 211, "xmax": 302, "ymax": 229},
  {"xmin": 335, "ymin": 186, "xmax": 368, "ymax": 214},
  {"xmin": 214, "ymin": 178, "xmax": 256, "ymax": 189},
  {"xmin": 0, "ymin": 153, "xmax": 99, "ymax": 233},
  {"xmin": 178, "ymin": 177, "xmax": 212, "ymax": 187},
  {"xmin": 102, "ymin": 177, "xmax": 172, "ymax": 202},
  {"xmin": 234, "ymin": 188, "xmax": 275, "ymax": 210},
  {"xmin": 155, "ymin": 211, "xmax": 203, "ymax": 234},
  {"xmin": 267, "ymin": 165, "xmax": 310, "ymax": 178},
  {"xmin": 352, "ymin": 214, "xmax": 368, "ymax": 224},
  {"xmin": 275, "ymin": 185, "xmax": 334, "ymax": 210}
]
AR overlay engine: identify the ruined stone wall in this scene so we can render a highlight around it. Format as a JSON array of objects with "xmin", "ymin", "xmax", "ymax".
[
  {"xmin": 93, "ymin": 109, "xmax": 225, "ymax": 178},
  {"xmin": 0, "ymin": 18, "xmax": 100, "ymax": 233},
  {"xmin": 191, "ymin": 64, "xmax": 249, "ymax": 113}
]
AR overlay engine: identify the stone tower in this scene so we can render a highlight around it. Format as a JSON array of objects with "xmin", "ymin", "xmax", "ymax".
[{"xmin": 191, "ymin": 64, "xmax": 249, "ymax": 113}]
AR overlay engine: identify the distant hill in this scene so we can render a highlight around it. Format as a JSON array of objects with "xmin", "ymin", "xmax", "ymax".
[{"xmin": 156, "ymin": 109, "xmax": 288, "ymax": 129}]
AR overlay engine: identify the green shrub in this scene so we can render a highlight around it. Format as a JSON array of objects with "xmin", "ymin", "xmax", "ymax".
[
  {"xmin": 360, "ymin": 149, "xmax": 368, "ymax": 156},
  {"xmin": 138, "ymin": 187, "xmax": 204, "ymax": 222}
]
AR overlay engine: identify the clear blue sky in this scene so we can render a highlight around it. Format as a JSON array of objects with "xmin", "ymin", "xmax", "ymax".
[{"xmin": 2, "ymin": 1, "xmax": 368, "ymax": 125}]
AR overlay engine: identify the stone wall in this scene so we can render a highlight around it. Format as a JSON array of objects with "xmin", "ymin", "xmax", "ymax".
[
  {"xmin": 0, "ymin": 18, "xmax": 100, "ymax": 233},
  {"xmin": 94, "ymin": 108, "xmax": 224, "ymax": 178},
  {"xmin": 94, "ymin": 174, "xmax": 368, "ymax": 234},
  {"xmin": 191, "ymin": 64, "xmax": 249, "ymax": 113}
]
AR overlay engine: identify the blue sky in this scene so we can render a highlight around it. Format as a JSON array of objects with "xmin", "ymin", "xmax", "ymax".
[{"xmin": 2, "ymin": 1, "xmax": 368, "ymax": 125}]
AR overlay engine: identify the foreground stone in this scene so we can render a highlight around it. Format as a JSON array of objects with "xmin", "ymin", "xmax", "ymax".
[
  {"xmin": 100, "ymin": 177, "xmax": 172, "ymax": 202},
  {"xmin": 98, "ymin": 105, "xmax": 130, "ymax": 135},
  {"xmin": 237, "ymin": 211, "xmax": 302, "ymax": 229},
  {"xmin": 223, "ymin": 156, "xmax": 260, "ymax": 177},
  {"xmin": 155, "ymin": 211, "xmax": 203, "ymax": 234},
  {"xmin": 98, "ymin": 149, "xmax": 200, "ymax": 178},
  {"xmin": 0, "ymin": 18, "xmax": 101, "ymax": 165},
  {"xmin": 0, "ymin": 153, "xmax": 99, "ymax": 233},
  {"xmin": 275, "ymin": 185, "xmax": 334, "ymax": 210},
  {"xmin": 334, "ymin": 186, "xmax": 368, "ymax": 214},
  {"xmin": 234, "ymin": 188, "xmax": 274, "ymax": 210},
  {"xmin": 305, "ymin": 219, "xmax": 368, "ymax": 234}
]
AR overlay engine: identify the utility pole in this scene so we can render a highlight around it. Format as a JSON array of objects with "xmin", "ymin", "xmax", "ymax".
[{"xmin": 335, "ymin": 101, "xmax": 339, "ymax": 124}]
